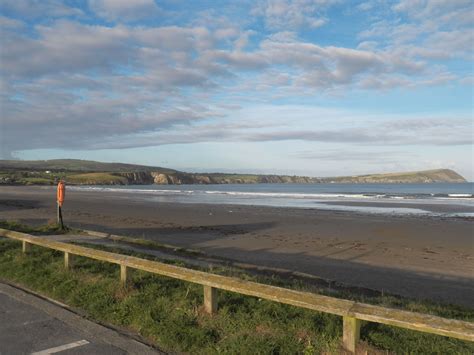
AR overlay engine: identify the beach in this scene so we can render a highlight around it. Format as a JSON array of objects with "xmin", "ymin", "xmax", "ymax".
[{"xmin": 1, "ymin": 185, "xmax": 473, "ymax": 307}]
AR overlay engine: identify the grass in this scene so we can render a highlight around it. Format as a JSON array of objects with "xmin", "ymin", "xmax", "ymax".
[
  {"xmin": 0, "ymin": 227, "xmax": 473, "ymax": 354},
  {"xmin": 0, "ymin": 171, "xmax": 66, "ymax": 185},
  {"xmin": 78, "ymin": 236, "xmax": 472, "ymax": 321},
  {"xmin": 65, "ymin": 173, "xmax": 128, "ymax": 185},
  {"xmin": 75, "ymin": 242, "xmax": 474, "ymax": 322},
  {"xmin": 21, "ymin": 177, "xmax": 54, "ymax": 185},
  {"xmin": 0, "ymin": 170, "xmax": 128, "ymax": 185},
  {"xmin": 0, "ymin": 220, "xmax": 69, "ymax": 235},
  {"xmin": 0, "ymin": 159, "xmax": 176, "ymax": 173},
  {"xmin": 320, "ymin": 169, "xmax": 464, "ymax": 183},
  {"xmin": 0, "ymin": 239, "xmax": 342, "ymax": 354}
]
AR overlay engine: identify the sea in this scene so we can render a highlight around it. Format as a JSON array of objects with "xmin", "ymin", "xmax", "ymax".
[{"xmin": 70, "ymin": 183, "xmax": 474, "ymax": 218}]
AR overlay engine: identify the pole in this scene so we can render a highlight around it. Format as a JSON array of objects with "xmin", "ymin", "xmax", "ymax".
[
  {"xmin": 57, "ymin": 201, "xmax": 64, "ymax": 230},
  {"xmin": 57, "ymin": 181, "xmax": 66, "ymax": 230}
]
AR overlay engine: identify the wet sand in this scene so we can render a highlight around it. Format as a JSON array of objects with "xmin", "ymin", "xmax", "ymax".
[
  {"xmin": 323, "ymin": 200, "xmax": 474, "ymax": 213},
  {"xmin": 1, "ymin": 186, "xmax": 473, "ymax": 307}
]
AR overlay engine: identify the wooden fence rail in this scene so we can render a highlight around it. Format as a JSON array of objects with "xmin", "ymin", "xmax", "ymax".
[{"xmin": 0, "ymin": 228, "xmax": 473, "ymax": 353}]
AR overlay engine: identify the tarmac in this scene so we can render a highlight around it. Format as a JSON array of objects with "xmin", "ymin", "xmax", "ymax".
[{"xmin": 0, "ymin": 282, "xmax": 163, "ymax": 355}]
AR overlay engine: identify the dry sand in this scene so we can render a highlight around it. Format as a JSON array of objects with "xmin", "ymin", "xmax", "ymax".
[{"xmin": 1, "ymin": 186, "xmax": 473, "ymax": 307}]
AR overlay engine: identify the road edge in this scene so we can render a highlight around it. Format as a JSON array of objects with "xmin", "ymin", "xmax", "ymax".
[{"xmin": 0, "ymin": 280, "xmax": 166, "ymax": 354}]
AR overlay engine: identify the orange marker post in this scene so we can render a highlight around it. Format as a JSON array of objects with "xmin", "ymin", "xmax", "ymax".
[{"xmin": 57, "ymin": 181, "xmax": 66, "ymax": 230}]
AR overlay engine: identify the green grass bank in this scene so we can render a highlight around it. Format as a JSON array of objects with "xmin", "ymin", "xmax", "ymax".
[{"xmin": 0, "ymin": 224, "xmax": 473, "ymax": 354}]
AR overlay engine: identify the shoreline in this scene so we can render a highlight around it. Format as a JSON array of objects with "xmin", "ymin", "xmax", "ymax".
[
  {"xmin": 69, "ymin": 184, "xmax": 474, "ymax": 217},
  {"xmin": 320, "ymin": 200, "xmax": 474, "ymax": 214},
  {"xmin": 1, "ymin": 185, "xmax": 473, "ymax": 307}
]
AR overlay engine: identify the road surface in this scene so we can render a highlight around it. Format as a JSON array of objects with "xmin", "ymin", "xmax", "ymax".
[{"xmin": 0, "ymin": 282, "xmax": 163, "ymax": 355}]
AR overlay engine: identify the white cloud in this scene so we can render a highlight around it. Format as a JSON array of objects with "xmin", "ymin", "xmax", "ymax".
[
  {"xmin": 88, "ymin": 0, "xmax": 161, "ymax": 21},
  {"xmin": 245, "ymin": 116, "xmax": 473, "ymax": 146},
  {"xmin": 1, "ymin": 21, "xmax": 132, "ymax": 78},
  {"xmin": 293, "ymin": 149, "xmax": 417, "ymax": 165},
  {"xmin": 0, "ymin": 15, "xmax": 25, "ymax": 29},
  {"xmin": 459, "ymin": 75, "xmax": 474, "ymax": 85},
  {"xmin": 252, "ymin": 0, "xmax": 338, "ymax": 30},
  {"xmin": 0, "ymin": 0, "xmax": 82, "ymax": 18},
  {"xmin": 392, "ymin": 0, "xmax": 473, "ymax": 21},
  {"xmin": 0, "ymin": 1, "xmax": 470, "ymax": 158},
  {"xmin": 360, "ymin": 0, "xmax": 474, "ymax": 60}
]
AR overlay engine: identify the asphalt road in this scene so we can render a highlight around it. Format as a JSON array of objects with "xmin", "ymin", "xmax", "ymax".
[{"xmin": 0, "ymin": 283, "xmax": 163, "ymax": 355}]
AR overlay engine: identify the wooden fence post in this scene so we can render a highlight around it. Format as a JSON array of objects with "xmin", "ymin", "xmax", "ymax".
[
  {"xmin": 120, "ymin": 264, "xmax": 128, "ymax": 286},
  {"xmin": 204, "ymin": 285, "xmax": 217, "ymax": 314},
  {"xmin": 64, "ymin": 252, "xmax": 73, "ymax": 269},
  {"xmin": 22, "ymin": 241, "xmax": 31, "ymax": 254},
  {"xmin": 343, "ymin": 316, "xmax": 361, "ymax": 353}
]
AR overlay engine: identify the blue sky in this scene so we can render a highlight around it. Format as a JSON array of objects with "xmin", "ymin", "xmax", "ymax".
[{"xmin": 0, "ymin": 0, "xmax": 473, "ymax": 179}]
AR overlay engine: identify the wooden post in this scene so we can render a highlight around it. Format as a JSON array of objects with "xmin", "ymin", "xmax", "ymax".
[
  {"xmin": 57, "ymin": 202, "xmax": 64, "ymax": 230},
  {"xmin": 203, "ymin": 285, "xmax": 217, "ymax": 314},
  {"xmin": 120, "ymin": 264, "xmax": 128, "ymax": 286},
  {"xmin": 64, "ymin": 252, "xmax": 73, "ymax": 269},
  {"xmin": 22, "ymin": 241, "xmax": 31, "ymax": 254},
  {"xmin": 343, "ymin": 316, "xmax": 361, "ymax": 353}
]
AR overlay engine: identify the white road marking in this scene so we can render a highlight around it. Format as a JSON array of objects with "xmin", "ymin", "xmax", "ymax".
[{"xmin": 31, "ymin": 340, "xmax": 90, "ymax": 354}]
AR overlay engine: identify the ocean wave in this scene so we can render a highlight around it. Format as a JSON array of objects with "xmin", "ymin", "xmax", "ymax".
[
  {"xmin": 203, "ymin": 191, "xmax": 376, "ymax": 199},
  {"xmin": 69, "ymin": 186, "xmax": 473, "ymax": 200},
  {"xmin": 69, "ymin": 186, "xmax": 193, "ymax": 194}
]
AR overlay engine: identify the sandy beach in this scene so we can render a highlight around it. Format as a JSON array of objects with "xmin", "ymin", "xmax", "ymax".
[{"xmin": 1, "ymin": 186, "xmax": 473, "ymax": 307}]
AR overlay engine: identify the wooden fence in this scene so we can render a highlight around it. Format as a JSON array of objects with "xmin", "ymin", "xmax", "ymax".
[{"xmin": 0, "ymin": 228, "xmax": 473, "ymax": 353}]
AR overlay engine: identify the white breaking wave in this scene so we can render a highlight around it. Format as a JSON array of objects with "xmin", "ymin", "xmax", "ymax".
[
  {"xmin": 203, "ymin": 191, "xmax": 375, "ymax": 199},
  {"xmin": 69, "ymin": 186, "xmax": 473, "ymax": 201},
  {"xmin": 69, "ymin": 186, "xmax": 194, "ymax": 194}
]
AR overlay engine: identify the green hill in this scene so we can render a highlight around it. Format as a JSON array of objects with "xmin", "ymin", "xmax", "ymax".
[
  {"xmin": 0, "ymin": 159, "xmax": 176, "ymax": 173},
  {"xmin": 0, "ymin": 159, "xmax": 467, "ymax": 185},
  {"xmin": 320, "ymin": 169, "xmax": 466, "ymax": 183}
]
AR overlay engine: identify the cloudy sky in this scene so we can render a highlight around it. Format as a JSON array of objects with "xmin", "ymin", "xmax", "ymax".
[{"xmin": 0, "ymin": 0, "xmax": 473, "ymax": 179}]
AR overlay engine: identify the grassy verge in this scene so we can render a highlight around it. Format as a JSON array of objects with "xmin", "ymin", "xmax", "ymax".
[
  {"xmin": 77, "ymin": 241, "xmax": 474, "ymax": 321},
  {"xmin": 66, "ymin": 172, "xmax": 128, "ymax": 185},
  {"xmin": 0, "ymin": 170, "xmax": 127, "ymax": 185},
  {"xmin": 0, "ymin": 239, "xmax": 473, "ymax": 354},
  {"xmin": 0, "ymin": 220, "xmax": 69, "ymax": 235},
  {"xmin": 75, "ymin": 234, "xmax": 473, "ymax": 323}
]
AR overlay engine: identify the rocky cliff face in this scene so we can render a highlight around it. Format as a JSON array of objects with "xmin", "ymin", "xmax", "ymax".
[
  {"xmin": 150, "ymin": 173, "xmax": 213, "ymax": 184},
  {"xmin": 117, "ymin": 172, "xmax": 155, "ymax": 184},
  {"xmin": 114, "ymin": 169, "xmax": 466, "ymax": 185},
  {"xmin": 116, "ymin": 172, "xmax": 320, "ymax": 185},
  {"xmin": 150, "ymin": 173, "xmax": 170, "ymax": 184}
]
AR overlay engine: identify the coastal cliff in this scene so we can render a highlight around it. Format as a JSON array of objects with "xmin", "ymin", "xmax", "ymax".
[
  {"xmin": 113, "ymin": 169, "xmax": 465, "ymax": 185},
  {"xmin": 117, "ymin": 169, "xmax": 465, "ymax": 185},
  {"xmin": 0, "ymin": 159, "xmax": 467, "ymax": 185},
  {"xmin": 318, "ymin": 169, "xmax": 466, "ymax": 184},
  {"xmin": 146, "ymin": 173, "xmax": 318, "ymax": 185},
  {"xmin": 112, "ymin": 172, "xmax": 319, "ymax": 185}
]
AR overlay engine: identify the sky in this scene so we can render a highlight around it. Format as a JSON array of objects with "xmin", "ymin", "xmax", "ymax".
[{"xmin": 0, "ymin": 0, "xmax": 473, "ymax": 180}]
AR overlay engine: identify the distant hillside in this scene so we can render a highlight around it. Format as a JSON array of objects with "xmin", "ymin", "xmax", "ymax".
[
  {"xmin": 0, "ymin": 159, "xmax": 176, "ymax": 174},
  {"xmin": 0, "ymin": 159, "xmax": 467, "ymax": 185},
  {"xmin": 320, "ymin": 169, "xmax": 466, "ymax": 183}
]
